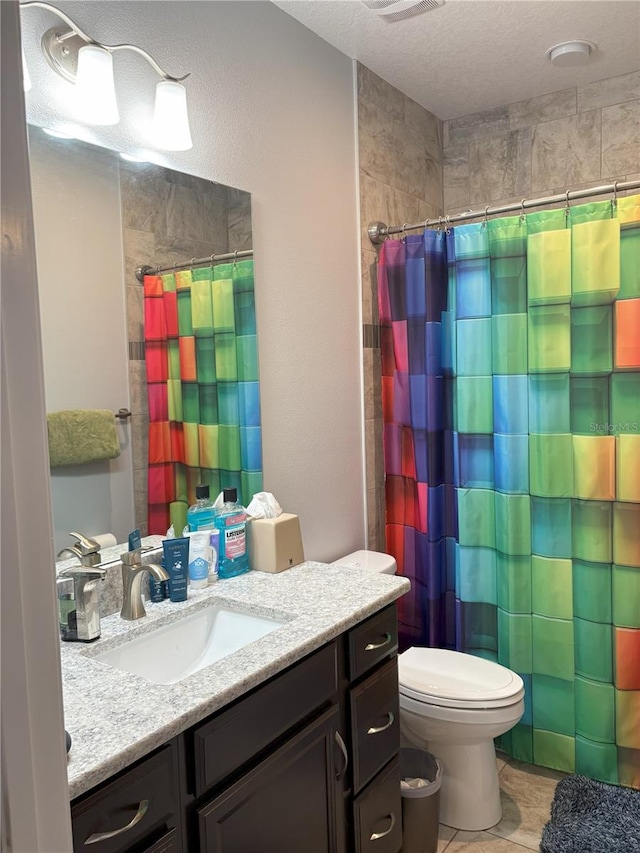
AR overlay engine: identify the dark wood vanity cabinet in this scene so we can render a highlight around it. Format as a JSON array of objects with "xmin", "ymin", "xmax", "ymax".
[{"xmin": 70, "ymin": 604, "xmax": 402, "ymax": 853}]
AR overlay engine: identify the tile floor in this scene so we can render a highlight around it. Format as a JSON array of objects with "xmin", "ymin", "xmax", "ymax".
[{"xmin": 435, "ymin": 753, "xmax": 567, "ymax": 852}]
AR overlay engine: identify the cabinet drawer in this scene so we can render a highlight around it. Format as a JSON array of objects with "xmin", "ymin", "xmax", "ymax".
[
  {"xmin": 350, "ymin": 658, "xmax": 400, "ymax": 793},
  {"xmin": 348, "ymin": 606, "xmax": 398, "ymax": 682},
  {"xmin": 71, "ymin": 745, "xmax": 177, "ymax": 853},
  {"xmin": 353, "ymin": 756, "xmax": 402, "ymax": 853},
  {"xmin": 142, "ymin": 828, "xmax": 179, "ymax": 853},
  {"xmin": 193, "ymin": 641, "xmax": 338, "ymax": 797}
]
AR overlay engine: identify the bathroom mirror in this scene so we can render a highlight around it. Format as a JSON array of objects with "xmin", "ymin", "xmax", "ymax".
[{"xmin": 27, "ymin": 125, "xmax": 253, "ymax": 554}]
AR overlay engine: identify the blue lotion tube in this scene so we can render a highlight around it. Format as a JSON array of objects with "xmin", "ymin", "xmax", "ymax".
[{"xmin": 162, "ymin": 537, "xmax": 189, "ymax": 602}]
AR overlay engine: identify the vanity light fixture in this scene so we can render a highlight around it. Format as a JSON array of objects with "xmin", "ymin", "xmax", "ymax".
[{"xmin": 20, "ymin": 1, "xmax": 193, "ymax": 149}]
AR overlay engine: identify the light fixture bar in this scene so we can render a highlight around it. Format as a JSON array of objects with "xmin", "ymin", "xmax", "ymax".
[{"xmin": 20, "ymin": 1, "xmax": 189, "ymax": 82}]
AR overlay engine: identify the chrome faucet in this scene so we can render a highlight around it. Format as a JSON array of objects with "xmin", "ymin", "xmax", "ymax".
[
  {"xmin": 57, "ymin": 565, "xmax": 107, "ymax": 641},
  {"xmin": 57, "ymin": 531, "xmax": 102, "ymax": 566},
  {"xmin": 120, "ymin": 554, "xmax": 169, "ymax": 621}
]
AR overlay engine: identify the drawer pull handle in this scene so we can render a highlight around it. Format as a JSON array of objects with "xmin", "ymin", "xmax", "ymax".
[
  {"xmin": 367, "ymin": 711, "xmax": 395, "ymax": 735},
  {"xmin": 334, "ymin": 730, "xmax": 349, "ymax": 781},
  {"xmin": 84, "ymin": 799, "xmax": 150, "ymax": 845},
  {"xmin": 365, "ymin": 632, "xmax": 392, "ymax": 652},
  {"xmin": 370, "ymin": 812, "xmax": 396, "ymax": 841}
]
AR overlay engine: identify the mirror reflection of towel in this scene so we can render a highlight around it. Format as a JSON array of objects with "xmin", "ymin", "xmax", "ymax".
[{"xmin": 47, "ymin": 409, "xmax": 121, "ymax": 467}]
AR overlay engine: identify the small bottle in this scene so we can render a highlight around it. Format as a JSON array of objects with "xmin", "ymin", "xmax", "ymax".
[
  {"xmin": 214, "ymin": 488, "xmax": 250, "ymax": 579},
  {"xmin": 187, "ymin": 484, "xmax": 216, "ymax": 531}
]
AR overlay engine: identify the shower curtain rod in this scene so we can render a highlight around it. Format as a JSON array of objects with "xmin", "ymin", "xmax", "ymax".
[
  {"xmin": 135, "ymin": 248, "xmax": 253, "ymax": 282},
  {"xmin": 367, "ymin": 179, "xmax": 640, "ymax": 244}
]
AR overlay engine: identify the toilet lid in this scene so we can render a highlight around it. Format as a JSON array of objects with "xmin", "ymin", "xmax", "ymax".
[{"xmin": 398, "ymin": 647, "xmax": 524, "ymax": 708}]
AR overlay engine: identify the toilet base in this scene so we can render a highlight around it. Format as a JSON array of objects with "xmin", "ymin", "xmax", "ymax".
[{"xmin": 426, "ymin": 738, "xmax": 502, "ymax": 831}]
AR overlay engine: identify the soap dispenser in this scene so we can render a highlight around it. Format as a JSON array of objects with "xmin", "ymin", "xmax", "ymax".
[{"xmin": 57, "ymin": 566, "xmax": 107, "ymax": 642}]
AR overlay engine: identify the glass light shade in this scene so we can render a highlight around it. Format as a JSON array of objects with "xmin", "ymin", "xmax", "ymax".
[
  {"xmin": 75, "ymin": 44, "xmax": 119, "ymax": 126},
  {"xmin": 22, "ymin": 47, "xmax": 32, "ymax": 92},
  {"xmin": 153, "ymin": 80, "xmax": 193, "ymax": 151}
]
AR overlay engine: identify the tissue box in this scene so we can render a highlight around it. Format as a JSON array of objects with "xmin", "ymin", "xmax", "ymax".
[{"xmin": 247, "ymin": 513, "xmax": 304, "ymax": 573}]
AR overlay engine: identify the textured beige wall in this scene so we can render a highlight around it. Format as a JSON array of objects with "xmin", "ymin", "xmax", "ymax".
[
  {"xmin": 357, "ymin": 63, "xmax": 444, "ymax": 550},
  {"xmin": 443, "ymin": 71, "xmax": 640, "ymax": 215}
]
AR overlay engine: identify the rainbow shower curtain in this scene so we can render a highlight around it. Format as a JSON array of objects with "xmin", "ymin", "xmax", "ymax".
[
  {"xmin": 378, "ymin": 194, "xmax": 640, "ymax": 788},
  {"xmin": 144, "ymin": 259, "xmax": 262, "ymax": 535}
]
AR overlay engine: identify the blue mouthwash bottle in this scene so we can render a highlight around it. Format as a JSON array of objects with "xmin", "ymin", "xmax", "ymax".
[
  {"xmin": 187, "ymin": 483, "xmax": 216, "ymax": 531},
  {"xmin": 214, "ymin": 488, "xmax": 249, "ymax": 579}
]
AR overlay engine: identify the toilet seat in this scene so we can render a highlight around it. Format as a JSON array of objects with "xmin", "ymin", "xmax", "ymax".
[{"xmin": 398, "ymin": 647, "xmax": 524, "ymax": 710}]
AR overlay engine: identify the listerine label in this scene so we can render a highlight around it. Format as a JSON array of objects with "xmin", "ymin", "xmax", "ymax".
[{"xmin": 224, "ymin": 514, "xmax": 246, "ymax": 559}]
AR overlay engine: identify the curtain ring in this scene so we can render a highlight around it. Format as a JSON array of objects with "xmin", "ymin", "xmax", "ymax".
[
  {"xmin": 437, "ymin": 216, "xmax": 443, "ymax": 232},
  {"xmin": 565, "ymin": 190, "xmax": 571, "ymax": 220},
  {"xmin": 520, "ymin": 199, "xmax": 527, "ymax": 223},
  {"xmin": 612, "ymin": 181, "xmax": 619, "ymax": 211},
  {"xmin": 483, "ymin": 205, "xmax": 490, "ymax": 228},
  {"xmin": 233, "ymin": 250, "xmax": 239, "ymax": 266},
  {"xmin": 210, "ymin": 253, "xmax": 216, "ymax": 262},
  {"xmin": 401, "ymin": 223, "xmax": 409, "ymax": 242},
  {"xmin": 445, "ymin": 215, "xmax": 452, "ymax": 235}
]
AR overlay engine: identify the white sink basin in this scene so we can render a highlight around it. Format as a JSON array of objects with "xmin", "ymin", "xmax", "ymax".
[{"xmin": 94, "ymin": 605, "xmax": 286, "ymax": 684}]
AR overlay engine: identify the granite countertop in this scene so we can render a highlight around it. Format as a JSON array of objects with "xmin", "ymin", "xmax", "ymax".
[{"xmin": 61, "ymin": 560, "xmax": 410, "ymax": 800}]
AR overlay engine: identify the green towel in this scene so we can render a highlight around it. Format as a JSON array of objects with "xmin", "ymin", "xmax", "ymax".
[{"xmin": 47, "ymin": 409, "xmax": 121, "ymax": 467}]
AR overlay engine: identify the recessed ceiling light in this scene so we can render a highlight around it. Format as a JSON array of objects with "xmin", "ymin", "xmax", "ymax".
[{"xmin": 546, "ymin": 40, "xmax": 596, "ymax": 67}]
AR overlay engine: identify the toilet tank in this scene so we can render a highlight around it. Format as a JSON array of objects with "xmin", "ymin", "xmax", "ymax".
[{"xmin": 330, "ymin": 550, "xmax": 397, "ymax": 575}]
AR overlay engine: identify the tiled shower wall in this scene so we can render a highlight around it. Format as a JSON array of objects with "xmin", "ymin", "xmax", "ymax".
[
  {"xmin": 120, "ymin": 163, "xmax": 252, "ymax": 535},
  {"xmin": 360, "ymin": 67, "xmax": 639, "ymax": 552},
  {"xmin": 443, "ymin": 71, "xmax": 640, "ymax": 215},
  {"xmin": 358, "ymin": 63, "xmax": 444, "ymax": 550}
]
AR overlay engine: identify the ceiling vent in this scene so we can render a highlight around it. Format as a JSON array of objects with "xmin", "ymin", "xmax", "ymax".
[{"xmin": 361, "ymin": 0, "xmax": 445, "ymax": 24}]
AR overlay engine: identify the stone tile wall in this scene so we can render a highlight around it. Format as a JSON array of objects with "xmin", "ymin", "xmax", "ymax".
[
  {"xmin": 358, "ymin": 63, "xmax": 444, "ymax": 550},
  {"xmin": 360, "ymin": 68, "xmax": 639, "ymax": 554},
  {"xmin": 120, "ymin": 163, "xmax": 252, "ymax": 534},
  {"xmin": 443, "ymin": 71, "xmax": 640, "ymax": 215}
]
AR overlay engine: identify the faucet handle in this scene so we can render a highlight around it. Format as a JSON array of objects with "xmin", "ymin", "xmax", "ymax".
[
  {"xmin": 69, "ymin": 531, "xmax": 101, "ymax": 555},
  {"xmin": 59, "ymin": 565, "xmax": 107, "ymax": 582}
]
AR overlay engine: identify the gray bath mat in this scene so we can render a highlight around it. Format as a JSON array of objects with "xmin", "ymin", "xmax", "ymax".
[{"xmin": 540, "ymin": 775, "xmax": 640, "ymax": 853}]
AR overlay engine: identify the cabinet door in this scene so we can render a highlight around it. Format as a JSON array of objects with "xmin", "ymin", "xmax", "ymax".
[{"xmin": 198, "ymin": 706, "xmax": 346, "ymax": 853}]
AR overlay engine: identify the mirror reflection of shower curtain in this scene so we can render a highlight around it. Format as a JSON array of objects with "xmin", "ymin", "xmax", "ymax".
[
  {"xmin": 378, "ymin": 194, "xmax": 640, "ymax": 789},
  {"xmin": 144, "ymin": 259, "xmax": 262, "ymax": 535}
]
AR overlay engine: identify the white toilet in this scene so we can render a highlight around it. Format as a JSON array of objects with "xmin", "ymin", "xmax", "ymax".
[{"xmin": 332, "ymin": 550, "xmax": 525, "ymax": 832}]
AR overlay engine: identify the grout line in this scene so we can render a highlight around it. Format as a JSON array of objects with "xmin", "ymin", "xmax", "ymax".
[
  {"xmin": 484, "ymin": 830, "xmax": 542, "ymax": 851},
  {"xmin": 440, "ymin": 828, "xmax": 457, "ymax": 851}
]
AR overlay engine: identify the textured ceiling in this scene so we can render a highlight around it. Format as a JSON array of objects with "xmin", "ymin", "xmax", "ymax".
[{"xmin": 273, "ymin": 0, "xmax": 640, "ymax": 119}]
